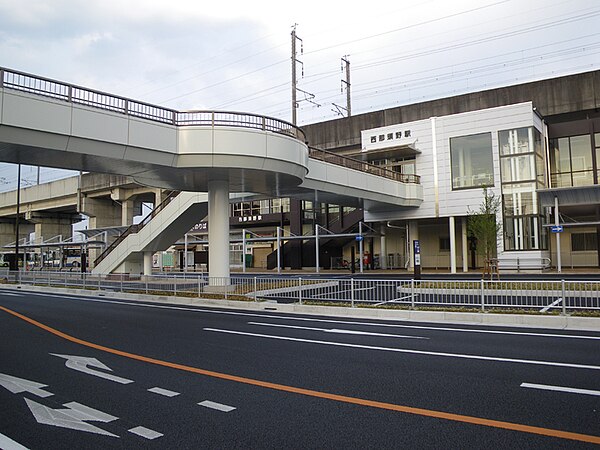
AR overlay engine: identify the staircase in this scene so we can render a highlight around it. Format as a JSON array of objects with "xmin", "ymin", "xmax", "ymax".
[
  {"xmin": 92, "ymin": 191, "xmax": 209, "ymax": 274},
  {"xmin": 266, "ymin": 207, "xmax": 363, "ymax": 270}
]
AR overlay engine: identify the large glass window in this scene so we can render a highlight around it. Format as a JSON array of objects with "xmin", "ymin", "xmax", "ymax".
[
  {"xmin": 499, "ymin": 127, "xmax": 546, "ymax": 251},
  {"xmin": 450, "ymin": 133, "xmax": 494, "ymax": 189},
  {"xmin": 549, "ymin": 134, "xmax": 593, "ymax": 187}
]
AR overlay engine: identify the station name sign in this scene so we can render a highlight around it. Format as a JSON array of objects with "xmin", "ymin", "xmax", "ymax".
[{"xmin": 369, "ymin": 129, "xmax": 412, "ymax": 144}]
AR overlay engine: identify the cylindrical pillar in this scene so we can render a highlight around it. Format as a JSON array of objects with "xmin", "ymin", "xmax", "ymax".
[
  {"xmin": 208, "ymin": 180, "xmax": 230, "ymax": 285},
  {"xmin": 143, "ymin": 251, "xmax": 153, "ymax": 276},
  {"xmin": 461, "ymin": 217, "xmax": 468, "ymax": 272},
  {"xmin": 449, "ymin": 216, "xmax": 456, "ymax": 274},
  {"xmin": 380, "ymin": 224, "xmax": 387, "ymax": 270}
]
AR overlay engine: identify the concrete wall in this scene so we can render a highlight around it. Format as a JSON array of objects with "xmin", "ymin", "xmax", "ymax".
[{"xmin": 303, "ymin": 70, "xmax": 600, "ymax": 151}]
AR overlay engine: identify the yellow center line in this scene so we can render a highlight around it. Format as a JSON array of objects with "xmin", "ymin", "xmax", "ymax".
[{"xmin": 2, "ymin": 304, "xmax": 599, "ymax": 445}]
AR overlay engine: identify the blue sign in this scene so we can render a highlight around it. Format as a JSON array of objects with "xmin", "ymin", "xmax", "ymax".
[
  {"xmin": 413, "ymin": 240, "xmax": 420, "ymax": 254},
  {"xmin": 550, "ymin": 225, "xmax": 563, "ymax": 233},
  {"xmin": 413, "ymin": 240, "xmax": 421, "ymax": 266},
  {"xmin": 355, "ymin": 235, "xmax": 363, "ymax": 242}
]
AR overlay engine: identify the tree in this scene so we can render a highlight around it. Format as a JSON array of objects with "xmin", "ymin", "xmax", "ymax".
[{"xmin": 467, "ymin": 186, "xmax": 501, "ymax": 266}]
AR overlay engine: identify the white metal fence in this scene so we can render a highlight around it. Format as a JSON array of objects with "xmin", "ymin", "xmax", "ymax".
[{"xmin": 1, "ymin": 271, "xmax": 599, "ymax": 313}]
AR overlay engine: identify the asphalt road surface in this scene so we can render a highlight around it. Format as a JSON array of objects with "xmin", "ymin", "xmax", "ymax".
[{"xmin": 1, "ymin": 289, "xmax": 599, "ymax": 449}]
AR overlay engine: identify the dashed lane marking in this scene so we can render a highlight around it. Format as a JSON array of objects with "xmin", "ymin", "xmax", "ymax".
[
  {"xmin": 2, "ymin": 305, "xmax": 600, "ymax": 446},
  {"xmin": 198, "ymin": 400, "xmax": 236, "ymax": 412},
  {"xmin": 128, "ymin": 426, "xmax": 163, "ymax": 440},
  {"xmin": 148, "ymin": 387, "xmax": 180, "ymax": 397}
]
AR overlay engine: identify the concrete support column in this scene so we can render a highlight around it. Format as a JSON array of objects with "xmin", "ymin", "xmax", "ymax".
[
  {"xmin": 208, "ymin": 179, "xmax": 230, "ymax": 286},
  {"xmin": 408, "ymin": 220, "xmax": 419, "ymax": 271},
  {"xmin": 33, "ymin": 218, "xmax": 74, "ymax": 243},
  {"xmin": 449, "ymin": 216, "xmax": 456, "ymax": 274},
  {"xmin": 121, "ymin": 199, "xmax": 135, "ymax": 226},
  {"xmin": 379, "ymin": 224, "xmax": 387, "ymax": 270},
  {"xmin": 461, "ymin": 217, "xmax": 468, "ymax": 272},
  {"xmin": 143, "ymin": 251, "xmax": 153, "ymax": 276}
]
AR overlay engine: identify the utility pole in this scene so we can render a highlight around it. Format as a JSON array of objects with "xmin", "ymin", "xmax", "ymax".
[
  {"xmin": 332, "ymin": 56, "xmax": 352, "ymax": 117},
  {"xmin": 291, "ymin": 24, "xmax": 319, "ymax": 126},
  {"xmin": 342, "ymin": 55, "xmax": 351, "ymax": 117},
  {"xmin": 291, "ymin": 24, "xmax": 302, "ymax": 126}
]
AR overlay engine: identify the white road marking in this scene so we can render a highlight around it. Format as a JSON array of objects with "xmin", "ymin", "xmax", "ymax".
[
  {"xmin": 128, "ymin": 426, "xmax": 163, "ymax": 440},
  {"xmin": 540, "ymin": 298, "xmax": 562, "ymax": 313},
  {"xmin": 148, "ymin": 387, "xmax": 180, "ymax": 397},
  {"xmin": 22, "ymin": 291, "xmax": 600, "ymax": 340},
  {"xmin": 0, "ymin": 432, "xmax": 29, "ymax": 450},
  {"xmin": 198, "ymin": 400, "xmax": 236, "ymax": 412},
  {"xmin": 0, "ymin": 292, "xmax": 22, "ymax": 297},
  {"xmin": 25, "ymin": 399, "xmax": 118, "ymax": 437},
  {"xmin": 0, "ymin": 373, "xmax": 54, "ymax": 398},
  {"xmin": 51, "ymin": 354, "xmax": 134, "ymax": 384},
  {"xmin": 203, "ymin": 328, "xmax": 600, "ymax": 371},
  {"xmin": 248, "ymin": 322, "xmax": 428, "ymax": 339},
  {"xmin": 520, "ymin": 382, "xmax": 600, "ymax": 396}
]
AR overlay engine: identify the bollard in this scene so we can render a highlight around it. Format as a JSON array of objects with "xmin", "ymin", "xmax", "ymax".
[
  {"xmin": 561, "ymin": 279, "xmax": 566, "ymax": 315},
  {"xmin": 481, "ymin": 279, "xmax": 485, "ymax": 312}
]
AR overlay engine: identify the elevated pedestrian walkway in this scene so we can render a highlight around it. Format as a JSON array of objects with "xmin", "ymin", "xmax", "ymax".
[{"xmin": 0, "ymin": 67, "xmax": 422, "ymax": 279}]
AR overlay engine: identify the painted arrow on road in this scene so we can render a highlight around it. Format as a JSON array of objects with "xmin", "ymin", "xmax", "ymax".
[
  {"xmin": 50, "ymin": 354, "xmax": 134, "ymax": 384},
  {"xmin": 25, "ymin": 399, "xmax": 119, "ymax": 437},
  {"xmin": 0, "ymin": 373, "xmax": 54, "ymax": 398}
]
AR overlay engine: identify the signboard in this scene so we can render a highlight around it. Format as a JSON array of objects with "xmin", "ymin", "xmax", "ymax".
[
  {"xmin": 550, "ymin": 225, "xmax": 564, "ymax": 233},
  {"xmin": 355, "ymin": 235, "xmax": 363, "ymax": 242},
  {"xmin": 413, "ymin": 239, "xmax": 421, "ymax": 280}
]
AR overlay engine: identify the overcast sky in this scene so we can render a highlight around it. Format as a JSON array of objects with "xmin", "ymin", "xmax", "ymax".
[{"xmin": 0, "ymin": 0, "xmax": 599, "ymax": 188}]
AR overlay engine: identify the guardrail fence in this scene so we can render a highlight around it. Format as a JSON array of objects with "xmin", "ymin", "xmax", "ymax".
[{"xmin": 2, "ymin": 271, "xmax": 599, "ymax": 313}]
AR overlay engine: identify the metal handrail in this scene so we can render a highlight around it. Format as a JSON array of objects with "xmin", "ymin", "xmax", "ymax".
[
  {"xmin": 308, "ymin": 147, "xmax": 421, "ymax": 184},
  {"xmin": 94, "ymin": 191, "xmax": 181, "ymax": 266},
  {"xmin": 1, "ymin": 67, "xmax": 425, "ymax": 184},
  {"xmin": 0, "ymin": 67, "xmax": 305, "ymax": 142}
]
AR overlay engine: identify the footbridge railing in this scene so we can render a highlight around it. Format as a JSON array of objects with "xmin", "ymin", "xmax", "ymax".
[
  {"xmin": 1, "ymin": 67, "xmax": 423, "ymax": 184},
  {"xmin": 0, "ymin": 67, "xmax": 305, "ymax": 141},
  {"xmin": 308, "ymin": 147, "xmax": 420, "ymax": 184}
]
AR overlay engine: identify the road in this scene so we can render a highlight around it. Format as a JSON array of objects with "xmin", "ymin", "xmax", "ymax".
[{"xmin": 1, "ymin": 289, "xmax": 599, "ymax": 449}]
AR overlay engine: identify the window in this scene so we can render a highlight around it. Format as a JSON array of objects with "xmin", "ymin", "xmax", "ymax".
[
  {"xmin": 572, "ymin": 233, "xmax": 598, "ymax": 252},
  {"xmin": 450, "ymin": 133, "xmax": 494, "ymax": 189},
  {"xmin": 549, "ymin": 134, "xmax": 593, "ymax": 187},
  {"xmin": 439, "ymin": 237, "xmax": 450, "ymax": 251}
]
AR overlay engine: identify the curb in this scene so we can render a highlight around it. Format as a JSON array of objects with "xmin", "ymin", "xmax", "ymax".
[{"xmin": 3, "ymin": 284, "xmax": 600, "ymax": 332}]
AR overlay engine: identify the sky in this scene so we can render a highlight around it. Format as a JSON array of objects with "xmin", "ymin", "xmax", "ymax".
[{"xmin": 0, "ymin": 0, "xmax": 599, "ymax": 190}]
